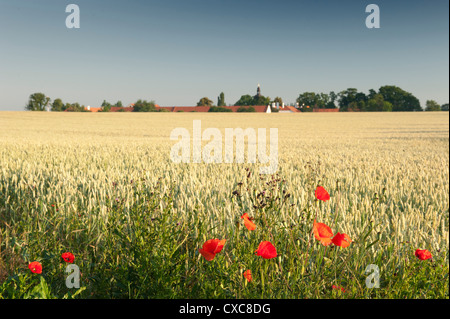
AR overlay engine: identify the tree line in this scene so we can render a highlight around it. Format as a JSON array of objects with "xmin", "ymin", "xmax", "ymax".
[
  {"xmin": 291, "ymin": 85, "xmax": 446, "ymax": 112},
  {"xmin": 24, "ymin": 94, "xmax": 162, "ymax": 113},
  {"xmin": 196, "ymin": 86, "xmax": 448, "ymax": 112},
  {"xmin": 25, "ymin": 93, "xmax": 90, "ymax": 112},
  {"xmin": 25, "ymin": 86, "xmax": 448, "ymax": 112}
]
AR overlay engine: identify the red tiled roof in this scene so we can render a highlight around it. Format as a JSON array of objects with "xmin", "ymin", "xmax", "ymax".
[
  {"xmin": 284, "ymin": 106, "xmax": 301, "ymax": 113},
  {"xmin": 251, "ymin": 105, "xmax": 270, "ymax": 112},
  {"xmin": 87, "ymin": 107, "xmax": 102, "ymax": 113}
]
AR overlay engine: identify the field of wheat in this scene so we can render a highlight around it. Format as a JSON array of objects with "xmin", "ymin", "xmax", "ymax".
[{"xmin": 0, "ymin": 111, "xmax": 448, "ymax": 299}]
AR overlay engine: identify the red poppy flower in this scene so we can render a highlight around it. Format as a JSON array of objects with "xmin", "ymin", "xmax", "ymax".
[
  {"xmin": 28, "ymin": 261, "xmax": 42, "ymax": 274},
  {"xmin": 243, "ymin": 269, "xmax": 252, "ymax": 283},
  {"xmin": 241, "ymin": 213, "xmax": 256, "ymax": 231},
  {"xmin": 61, "ymin": 252, "xmax": 75, "ymax": 263},
  {"xmin": 199, "ymin": 239, "xmax": 226, "ymax": 261},
  {"xmin": 415, "ymin": 249, "xmax": 432, "ymax": 261},
  {"xmin": 315, "ymin": 186, "xmax": 330, "ymax": 201},
  {"xmin": 255, "ymin": 241, "xmax": 277, "ymax": 259},
  {"xmin": 332, "ymin": 285, "xmax": 346, "ymax": 293},
  {"xmin": 313, "ymin": 220, "xmax": 333, "ymax": 246},
  {"xmin": 332, "ymin": 232, "xmax": 352, "ymax": 248}
]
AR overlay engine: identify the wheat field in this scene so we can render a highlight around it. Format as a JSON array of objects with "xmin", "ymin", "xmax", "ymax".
[{"xmin": 0, "ymin": 111, "xmax": 448, "ymax": 298}]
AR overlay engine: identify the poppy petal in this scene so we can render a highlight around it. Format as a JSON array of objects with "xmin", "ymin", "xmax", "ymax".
[
  {"xmin": 256, "ymin": 241, "xmax": 277, "ymax": 259},
  {"xmin": 199, "ymin": 249, "xmax": 216, "ymax": 261},
  {"xmin": 332, "ymin": 285, "xmax": 346, "ymax": 293},
  {"xmin": 28, "ymin": 261, "xmax": 42, "ymax": 274},
  {"xmin": 332, "ymin": 232, "xmax": 352, "ymax": 248},
  {"xmin": 313, "ymin": 220, "xmax": 333, "ymax": 246},
  {"xmin": 315, "ymin": 186, "xmax": 330, "ymax": 201},
  {"xmin": 214, "ymin": 239, "xmax": 226, "ymax": 254},
  {"xmin": 320, "ymin": 237, "xmax": 333, "ymax": 246},
  {"xmin": 202, "ymin": 239, "xmax": 220, "ymax": 253},
  {"xmin": 241, "ymin": 213, "xmax": 250, "ymax": 220},
  {"xmin": 244, "ymin": 218, "xmax": 256, "ymax": 231},
  {"xmin": 415, "ymin": 249, "xmax": 432, "ymax": 260},
  {"xmin": 61, "ymin": 252, "xmax": 75, "ymax": 263},
  {"xmin": 243, "ymin": 270, "xmax": 252, "ymax": 282}
]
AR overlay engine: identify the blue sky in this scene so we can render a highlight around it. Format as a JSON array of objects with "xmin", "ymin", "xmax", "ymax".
[{"xmin": 0, "ymin": 0, "xmax": 448, "ymax": 110}]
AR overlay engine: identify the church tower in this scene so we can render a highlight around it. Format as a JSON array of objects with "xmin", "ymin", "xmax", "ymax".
[{"xmin": 256, "ymin": 84, "xmax": 261, "ymax": 97}]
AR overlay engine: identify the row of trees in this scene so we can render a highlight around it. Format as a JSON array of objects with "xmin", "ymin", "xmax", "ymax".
[
  {"xmin": 25, "ymin": 93, "xmax": 94, "ymax": 112},
  {"xmin": 199, "ymin": 87, "xmax": 448, "ymax": 113},
  {"xmin": 26, "ymin": 87, "xmax": 448, "ymax": 113},
  {"xmin": 197, "ymin": 86, "xmax": 447, "ymax": 112},
  {"xmin": 296, "ymin": 86, "xmax": 425, "ymax": 112},
  {"xmin": 424, "ymin": 100, "xmax": 449, "ymax": 112},
  {"xmin": 25, "ymin": 94, "xmax": 162, "ymax": 113},
  {"xmin": 102, "ymin": 99, "xmax": 165, "ymax": 112},
  {"xmin": 295, "ymin": 86, "xmax": 447, "ymax": 112}
]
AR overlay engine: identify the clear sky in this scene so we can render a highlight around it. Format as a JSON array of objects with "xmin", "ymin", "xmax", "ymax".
[{"xmin": 0, "ymin": 0, "xmax": 448, "ymax": 110}]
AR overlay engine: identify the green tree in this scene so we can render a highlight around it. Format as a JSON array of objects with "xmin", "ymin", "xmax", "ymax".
[
  {"xmin": 63, "ymin": 102, "xmax": 84, "ymax": 112},
  {"xmin": 235, "ymin": 95, "xmax": 254, "ymax": 106},
  {"xmin": 355, "ymin": 92, "xmax": 368, "ymax": 104},
  {"xmin": 368, "ymin": 89, "xmax": 377, "ymax": 100},
  {"xmin": 253, "ymin": 95, "xmax": 271, "ymax": 106},
  {"xmin": 347, "ymin": 101, "xmax": 359, "ymax": 112},
  {"xmin": 366, "ymin": 94, "xmax": 392, "ymax": 112},
  {"xmin": 101, "ymin": 100, "xmax": 112, "ymax": 112},
  {"xmin": 115, "ymin": 101, "xmax": 123, "ymax": 107},
  {"xmin": 26, "ymin": 93, "xmax": 50, "ymax": 111},
  {"xmin": 208, "ymin": 106, "xmax": 232, "ymax": 112},
  {"xmin": 338, "ymin": 89, "xmax": 369, "ymax": 111},
  {"xmin": 338, "ymin": 88, "xmax": 358, "ymax": 111},
  {"xmin": 357, "ymin": 100, "xmax": 366, "ymax": 111},
  {"xmin": 237, "ymin": 106, "xmax": 256, "ymax": 112},
  {"xmin": 324, "ymin": 91, "xmax": 337, "ymax": 108},
  {"xmin": 133, "ymin": 99, "xmax": 157, "ymax": 112},
  {"xmin": 197, "ymin": 97, "xmax": 213, "ymax": 107},
  {"xmin": 425, "ymin": 100, "xmax": 441, "ymax": 111},
  {"xmin": 296, "ymin": 92, "xmax": 331, "ymax": 109},
  {"xmin": 441, "ymin": 103, "xmax": 449, "ymax": 111},
  {"xmin": 378, "ymin": 86, "xmax": 422, "ymax": 111},
  {"xmin": 51, "ymin": 98, "xmax": 64, "ymax": 112},
  {"xmin": 272, "ymin": 97, "xmax": 283, "ymax": 106},
  {"xmin": 72, "ymin": 103, "xmax": 83, "ymax": 112},
  {"xmin": 318, "ymin": 93, "xmax": 330, "ymax": 108},
  {"xmin": 296, "ymin": 92, "xmax": 319, "ymax": 109},
  {"xmin": 217, "ymin": 92, "xmax": 226, "ymax": 107},
  {"xmin": 235, "ymin": 94, "xmax": 270, "ymax": 106}
]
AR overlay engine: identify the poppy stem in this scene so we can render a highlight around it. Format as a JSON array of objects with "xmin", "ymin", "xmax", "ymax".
[{"xmin": 332, "ymin": 188, "xmax": 340, "ymax": 231}]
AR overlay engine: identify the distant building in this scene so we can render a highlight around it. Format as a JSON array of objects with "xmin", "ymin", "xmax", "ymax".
[
  {"xmin": 83, "ymin": 106, "xmax": 102, "ymax": 112},
  {"xmin": 278, "ymin": 105, "xmax": 301, "ymax": 113}
]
